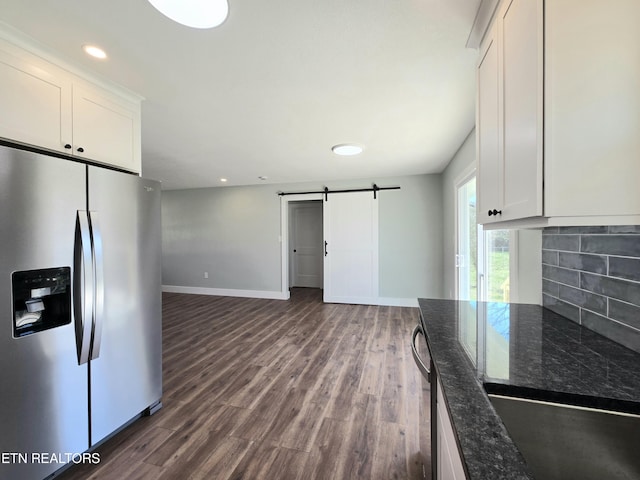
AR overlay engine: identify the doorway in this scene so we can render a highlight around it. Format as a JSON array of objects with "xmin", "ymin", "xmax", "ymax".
[{"xmin": 288, "ymin": 200, "xmax": 323, "ymax": 289}]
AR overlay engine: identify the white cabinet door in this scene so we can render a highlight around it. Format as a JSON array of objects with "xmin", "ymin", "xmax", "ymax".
[
  {"xmin": 73, "ymin": 84, "xmax": 141, "ymax": 173},
  {"xmin": 323, "ymin": 191, "xmax": 378, "ymax": 305},
  {"xmin": 500, "ymin": 0, "xmax": 543, "ymax": 221},
  {"xmin": 477, "ymin": 28, "xmax": 501, "ymax": 225},
  {"xmin": 0, "ymin": 40, "xmax": 72, "ymax": 153}
]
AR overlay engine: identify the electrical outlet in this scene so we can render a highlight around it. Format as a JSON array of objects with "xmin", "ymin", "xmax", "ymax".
[{"xmin": 204, "ymin": 272, "xmax": 209, "ymax": 279}]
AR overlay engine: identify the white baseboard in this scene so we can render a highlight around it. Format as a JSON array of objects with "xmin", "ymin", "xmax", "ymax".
[
  {"xmin": 377, "ymin": 297, "xmax": 419, "ymax": 307},
  {"xmin": 322, "ymin": 297, "xmax": 418, "ymax": 307},
  {"xmin": 162, "ymin": 285, "xmax": 290, "ymax": 300},
  {"xmin": 161, "ymin": 286, "xmax": 416, "ymax": 307}
]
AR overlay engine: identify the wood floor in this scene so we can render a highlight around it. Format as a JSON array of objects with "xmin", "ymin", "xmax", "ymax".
[{"xmin": 56, "ymin": 288, "xmax": 431, "ymax": 480}]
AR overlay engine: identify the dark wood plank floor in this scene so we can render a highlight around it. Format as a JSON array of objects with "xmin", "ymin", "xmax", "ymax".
[{"xmin": 56, "ymin": 288, "xmax": 431, "ymax": 480}]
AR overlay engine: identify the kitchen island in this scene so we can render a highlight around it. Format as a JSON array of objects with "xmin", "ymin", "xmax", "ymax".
[{"xmin": 417, "ymin": 298, "xmax": 640, "ymax": 479}]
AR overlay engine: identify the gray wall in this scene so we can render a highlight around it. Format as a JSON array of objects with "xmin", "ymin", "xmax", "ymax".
[
  {"xmin": 542, "ymin": 226, "xmax": 640, "ymax": 353},
  {"xmin": 162, "ymin": 184, "xmax": 282, "ymax": 291},
  {"xmin": 162, "ymin": 174, "xmax": 443, "ymax": 301}
]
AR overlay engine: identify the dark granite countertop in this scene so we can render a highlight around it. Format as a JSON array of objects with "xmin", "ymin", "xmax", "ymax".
[{"xmin": 418, "ymin": 298, "xmax": 640, "ymax": 480}]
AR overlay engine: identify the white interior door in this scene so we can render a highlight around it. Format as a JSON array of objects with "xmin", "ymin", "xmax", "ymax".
[
  {"xmin": 289, "ymin": 201, "xmax": 323, "ymax": 288},
  {"xmin": 323, "ymin": 191, "xmax": 379, "ymax": 304}
]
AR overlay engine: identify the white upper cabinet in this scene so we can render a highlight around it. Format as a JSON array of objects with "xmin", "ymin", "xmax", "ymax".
[
  {"xmin": 0, "ymin": 32, "xmax": 142, "ymax": 174},
  {"xmin": 476, "ymin": 0, "xmax": 640, "ymax": 227},
  {"xmin": 478, "ymin": 0, "xmax": 543, "ymax": 225}
]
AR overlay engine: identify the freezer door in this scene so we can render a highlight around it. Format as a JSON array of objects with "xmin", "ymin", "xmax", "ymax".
[
  {"xmin": 0, "ymin": 145, "xmax": 89, "ymax": 480},
  {"xmin": 87, "ymin": 167, "xmax": 162, "ymax": 445}
]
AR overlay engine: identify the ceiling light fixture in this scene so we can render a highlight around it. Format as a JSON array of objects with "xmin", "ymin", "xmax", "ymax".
[
  {"xmin": 148, "ymin": 0, "xmax": 229, "ymax": 29},
  {"xmin": 82, "ymin": 45, "xmax": 107, "ymax": 59},
  {"xmin": 332, "ymin": 144, "xmax": 364, "ymax": 156},
  {"xmin": 220, "ymin": 178, "xmax": 228, "ymax": 182}
]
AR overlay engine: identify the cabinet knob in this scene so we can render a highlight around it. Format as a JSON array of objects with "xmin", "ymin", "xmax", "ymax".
[
  {"xmin": 488, "ymin": 209, "xmax": 502, "ymax": 216},
  {"xmin": 77, "ymin": 147, "xmax": 85, "ymax": 153},
  {"xmin": 64, "ymin": 144, "xmax": 72, "ymax": 149}
]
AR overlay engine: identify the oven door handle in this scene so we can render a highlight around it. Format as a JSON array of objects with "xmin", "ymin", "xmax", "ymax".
[{"xmin": 411, "ymin": 324, "xmax": 431, "ymax": 383}]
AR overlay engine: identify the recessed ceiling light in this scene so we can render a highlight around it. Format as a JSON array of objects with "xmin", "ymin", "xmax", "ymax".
[
  {"xmin": 332, "ymin": 144, "xmax": 364, "ymax": 156},
  {"xmin": 148, "ymin": 0, "xmax": 229, "ymax": 29},
  {"xmin": 82, "ymin": 45, "xmax": 107, "ymax": 59},
  {"xmin": 220, "ymin": 178, "xmax": 228, "ymax": 182}
]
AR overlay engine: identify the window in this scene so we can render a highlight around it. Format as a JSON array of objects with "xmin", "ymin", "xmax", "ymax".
[
  {"xmin": 456, "ymin": 175, "xmax": 478, "ymax": 301},
  {"xmin": 456, "ymin": 173, "xmax": 512, "ymax": 302}
]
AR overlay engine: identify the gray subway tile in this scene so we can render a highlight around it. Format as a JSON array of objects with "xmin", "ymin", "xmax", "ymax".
[
  {"xmin": 542, "ymin": 265, "xmax": 580, "ymax": 287},
  {"xmin": 581, "ymin": 235, "xmax": 640, "ymax": 257},
  {"xmin": 608, "ymin": 299, "xmax": 640, "ymax": 331},
  {"xmin": 543, "ymin": 227, "xmax": 560, "ymax": 235},
  {"xmin": 557, "ymin": 227, "xmax": 583, "ymax": 234},
  {"xmin": 543, "ymin": 295, "xmax": 580, "ymax": 323},
  {"xmin": 542, "ymin": 234, "xmax": 580, "ymax": 252},
  {"xmin": 542, "ymin": 250, "xmax": 559, "ymax": 266},
  {"xmin": 558, "ymin": 285, "xmax": 607, "ymax": 315},
  {"xmin": 558, "ymin": 252, "xmax": 607, "ymax": 274},
  {"xmin": 542, "ymin": 279, "xmax": 560, "ymax": 296},
  {"xmin": 581, "ymin": 272, "xmax": 640, "ymax": 306},
  {"xmin": 558, "ymin": 226, "xmax": 608, "ymax": 234},
  {"xmin": 581, "ymin": 310, "xmax": 640, "ymax": 354},
  {"xmin": 609, "ymin": 256, "xmax": 640, "ymax": 283},
  {"xmin": 609, "ymin": 225, "xmax": 640, "ymax": 234}
]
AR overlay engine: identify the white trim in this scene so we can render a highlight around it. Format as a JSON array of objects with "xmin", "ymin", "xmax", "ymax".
[
  {"xmin": 377, "ymin": 297, "xmax": 419, "ymax": 308},
  {"xmin": 163, "ymin": 285, "xmax": 289, "ymax": 300},
  {"xmin": 162, "ymin": 285, "xmax": 416, "ymax": 307},
  {"xmin": 466, "ymin": 0, "xmax": 501, "ymax": 49},
  {"xmin": 280, "ymin": 193, "xmax": 324, "ymax": 298}
]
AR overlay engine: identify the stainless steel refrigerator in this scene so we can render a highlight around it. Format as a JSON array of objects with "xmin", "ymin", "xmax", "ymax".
[{"xmin": 0, "ymin": 143, "xmax": 162, "ymax": 480}]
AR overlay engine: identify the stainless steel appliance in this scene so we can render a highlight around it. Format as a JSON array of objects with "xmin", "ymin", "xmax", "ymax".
[
  {"xmin": 411, "ymin": 317, "xmax": 433, "ymax": 479},
  {"xmin": 0, "ymin": 143, "xmax": 162, "ymax": 480}
]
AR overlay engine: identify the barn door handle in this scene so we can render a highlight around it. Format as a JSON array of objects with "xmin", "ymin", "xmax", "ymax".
[{"xmin": 324, "ymin": 241, "xmax": 328, "ymax": 256}]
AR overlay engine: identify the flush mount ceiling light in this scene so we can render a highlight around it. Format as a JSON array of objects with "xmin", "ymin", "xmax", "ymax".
[
  {"xmin": 148, "ymin": 0, "xmax": 229, "ymax": 29},
  {"xmin": 82, "ymin": 44, "xmax": 107, "ymax": 59},
  {"xmin": 332, "ymin": 144, "xmax": 364, "ymax": 156}
]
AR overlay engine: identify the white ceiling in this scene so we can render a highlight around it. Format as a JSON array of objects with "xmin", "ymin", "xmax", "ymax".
[{"xmin": 1, "ymin": 0, "xmax": 480, "ymax": 190}]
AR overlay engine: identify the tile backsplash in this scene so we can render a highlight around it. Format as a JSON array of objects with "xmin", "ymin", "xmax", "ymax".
[{"xmin": 542, "ymin": 226, "xmax": 640, "ymax": 353}]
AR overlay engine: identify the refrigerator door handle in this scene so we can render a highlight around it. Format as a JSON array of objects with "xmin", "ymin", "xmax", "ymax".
[
  {"xmin": 88, "ymin": 211, "xmax": 104, "ymax": 360},
  {"xmin": 74, "ymin": 211, "xmax": 94, "ymax": 365}
]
